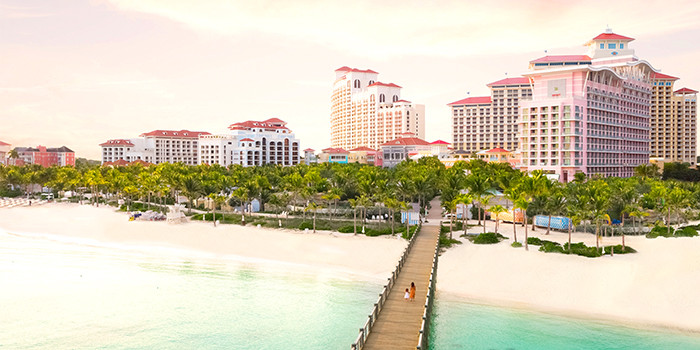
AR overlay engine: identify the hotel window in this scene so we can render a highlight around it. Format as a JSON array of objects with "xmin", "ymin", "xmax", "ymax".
[
  {"xmin": 599, "ymin": 43, "xmax": 604, "ymax": 49},
  {"xmin": 608, "ymin": 43, "xmax": 616, "ymax": 49},
  {"xmin": 620, "ymin": 43, "xmax": 624, "ymax": 49}
]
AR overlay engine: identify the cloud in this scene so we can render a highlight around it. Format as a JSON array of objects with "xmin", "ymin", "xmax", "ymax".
[{"xmin": 105, "ymin": 0, "xmax": 700, "ymax": 57}]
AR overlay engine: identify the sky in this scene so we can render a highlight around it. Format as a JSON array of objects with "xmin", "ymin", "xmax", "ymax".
[{"xmin": 2, "ymin": 0, "xmax": 700, "ymax": 160}]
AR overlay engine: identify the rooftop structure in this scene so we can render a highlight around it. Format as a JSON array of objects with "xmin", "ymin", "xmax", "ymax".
[{"xmin": 13, "ymin": 145, "xmax": 75, "ymax": 167}]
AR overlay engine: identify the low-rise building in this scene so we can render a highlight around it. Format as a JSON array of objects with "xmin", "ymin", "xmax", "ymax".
[
  {"xmin": 101, "ymin": 130, "xmax": 210, "ymax": 165},
  {"xmin": 13, "ymin": 146, "xmax": 75, "ymax": 167},
  {"xmin": 379, "ymin": 134, "xmax": 431, "ymax": 168},
  {"xmin": 348, "ymin": 146, "xmax": 379, "ymax": 165},
  {"xmin": 0, "ymin": 141, "xmax": 10, "ymax": 165},
  {"xmin": 318, "ymin": 148, "xmax": 349, "ymax": 164},
  {"xmin": 303, "ymin": 148, "xmax": 317, "ymax": 165}
]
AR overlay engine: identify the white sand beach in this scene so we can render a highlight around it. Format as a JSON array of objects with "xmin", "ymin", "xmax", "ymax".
[
  {"xmin": 0, "ymin": 203, "xmax": 407, "ymax": 281},
  {"xmin": 438, "ymin": 219, "xmax": 700, "ymax": 332},
  {"xmin": 3, "ymin": 204, "xmax": 700, "ymax": 332}
]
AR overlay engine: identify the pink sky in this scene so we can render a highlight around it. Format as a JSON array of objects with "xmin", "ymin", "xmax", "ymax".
[{"xmin": 2, "ymin": 0, "xmax": 700, "ymax": 159}]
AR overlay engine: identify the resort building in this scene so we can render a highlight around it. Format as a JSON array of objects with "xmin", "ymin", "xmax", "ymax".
[
  {"xmin": 303, "ymin": 148, "xmax": 318, "ymax": 165},
  {"xmin": 347, "ymin": 146, "xmax": 379, "ymax": 165},
  {"xmin": 449, "ymin": 77, "xmax": 532, "ymax": 154},
  {"xmin": 13, "ymin": 146, "xmax": 75, "ymax": 167},
  {"xmin": 101, "ymin": 130, "xmax": 210, "ymax": 165},
  {"xmin": 379, "ymin": 133, "xmax": 432, "ymax": 168},
  {"xmin": 649, "ymin": 72, "xmax": 697, "ymax": 165},
  {"xmin": 200, "ymin": 118, "xmax": 301, "ymax": 167},
  {"xmin": 517, "ymin": 29, "xmax": 656, "ymax": 181},
  {"xmin": 0, "ymin": 141, "xmax": 10, "ymax": 165},
  {"xmin": 318, "ymin": 148, "xmax": 349, "ymax": 164},
  {"xmin": 330, "ymin": 67, "xmax": 425, "ymax": 150}
]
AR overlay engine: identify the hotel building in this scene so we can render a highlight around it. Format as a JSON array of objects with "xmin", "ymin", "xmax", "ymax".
[
  {"xmin": 331, "ymin": 67, "xmax": 425, "ymax": 150},
  {"xmin": 13, "ymin": 146, "xmax": 75, "ymax": 167},
  {"xmin": 199, "ymin": 118, "xmax": 300, "ymax": 167},
  {"xmin": 518, "ymin": 30, "xmax": 656, "ymax": 181},
  {"xmin": 101, "ymin": 130, "xmax": 210, "ymax": 165},
  {"xmin": 650, "ymin": 72, "xmax": 697, "ymax": 164},
  {"xmin": 449, "ymin": 78, "xmax": 532, "ymax": 154}
]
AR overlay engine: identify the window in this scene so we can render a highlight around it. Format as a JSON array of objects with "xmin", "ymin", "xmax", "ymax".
[
  {"xmin": 608, "ymin": 43, "xmax": 616, "ymax": 49},
  {"xmin": 354, "ymin": 79, "xmax": 360, "ymax": 88},
  {"xmin": 620, "ymin": 43, "xmax": 624, "ymax": 49},
  {"xmin": 392, "ymin": 95, "xmax": 398, "ymax": 102},
  {"xmin": 599, "ymin": 43, "xmax": 604, "ymax": 49},
  {"xmin": 380, "ymin": 94, "xmax": 385, "ymax": 103},
  {"xmin": 369, "ymin": 80, "xmax": 375, "ymax": 85}
]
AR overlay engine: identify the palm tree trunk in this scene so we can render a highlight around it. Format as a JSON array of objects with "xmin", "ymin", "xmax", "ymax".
[
  {"xmin": 568, "ymin": 222, "xmax": 572, "ymax": 253},
  {"xmin": 667, "ymin": 207, "xmax": 671, "ymax": 236},
  {"xmin": 449, "ymin": 215, "xmax": 453, "ymax": 240},
  {"xmin": 391, "ymin": 209, "xmax": 395, "ymax": 236},
  {"xmin": 596, "ymin": 221, "xmax": 600, "ymax": 253},
  {"xmin": 512, "ymin": 208, "xmax": 517, "ymax": 242},
  {"xmin": 313, "ymin": 211, "xmax": 316, "ymax": 233},
  {"xmin": 524, "ymin": 213, "xmax": 529, "ymax": 251},
  {"xmin": 353, "ymin": 208, "xmax": 357, "ymax": 234},
  {"xmin": 546, "ymin": 215, "xmax": 551, "ymax": 235},
  {"xmin": 482, "ymin": 206, "xmax": 486, "ymax": 234},
  {"xmin": 213, "ymin": 206, "xmax": 217, "ymax": 227}
]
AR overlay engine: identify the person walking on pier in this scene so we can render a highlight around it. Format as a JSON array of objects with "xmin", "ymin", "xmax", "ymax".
[
  {"xmin": 404, "ymin": 288, "xmax": 410, "ymax": 301},
  {"xmin": 409, "ymin": 282, "xmax": 416, "ymax": 301}
]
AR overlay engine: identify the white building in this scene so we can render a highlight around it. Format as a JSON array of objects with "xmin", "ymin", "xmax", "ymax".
[
  {"xmin": 199, "ymin": 118, "xmax": 301, "ymax": 167},
  {"xmin": 100, "ymin": 130, "xmax": 210, "ymax": 165},
  {"xmin": 331, "ymin": 67, "xmax": 425, "ymax": 150}
]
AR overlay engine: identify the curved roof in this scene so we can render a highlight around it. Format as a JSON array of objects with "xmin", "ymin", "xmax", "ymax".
[
  {"xmin": 530, "ymin": 55, "xmax": 591, "ymax": 64},
  {"xmin": 650, "ymin": 72, "xmax": 679, "ymax": 80},
  {"xmin": 141, "ymin": 130, "xmax": 210, "ymax": 138},
  {"xmin": 448, "ymin": 96, "xmax": 492, "ymax": 105},
  {"xmin": 100, "ymin": 139, "xmax": 135, "ymax": 147},
  {"xmin": 368, "ymin": 82, "xmax": 402, "ymax": 88},
  {"xmin": 335, "ymin": 66, "xmax": 379, "ymax": 74},
  {"xmin": 675, "ymin": 88, "xmax": 698, "ymax": 94},
  {"xmin": 487, "ymin": 77, "xmax": 530, "ymax": 86}
]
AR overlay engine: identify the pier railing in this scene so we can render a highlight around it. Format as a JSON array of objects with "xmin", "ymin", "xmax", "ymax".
[
  {"xmin": 351, "ymin": 224, "xmax": 421, "ymax": 350},
  {"xmin": 416, "ymin": 232, "xmax": 440, "ymax": 350}
]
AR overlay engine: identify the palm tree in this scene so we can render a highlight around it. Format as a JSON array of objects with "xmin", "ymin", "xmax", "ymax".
[
  {"xmin": 465, "ymin": 172, "xmax": 492, "ymax": 229},
  {"xmin": 443, "ymin": 197, "xmax": 458, "ymax": 239},
  {"xmin": 489, "ymin": 205, "xmax": 507, "ymax": 235},
  {"xmin": 544, "ymin": 185, "xmax": 567, "ymax": 235},
  {"xmin": 306, "ymin": 201, "xmax": 321, "ymax": 233},
  {"xmin": 180, "ymin": 175, "xmax": 203, "ymax": 214},
  {"xmin": 208, "ymin": 193, "xmax": 228, "ymax": 226},
  {"xmin": 456, "ymin": 193, "xmax": 473, "ymax": 236},
  {"xmin": 635, "ymin": 163, "xmax": 660, "ymax": 180},
  {"xmin": 322, "ymin": 190, "xmax": 341, "ymax": 222},
  {"xmin": 588, "ymin": 181, "xmax": 611, "ymax": 253},
  {"xmin": 348, "ymin": 198, "xmax": 359, "ymax": 234},
  {"xmin": 666, "ymin": 186, "xmax": 692, "ymax": 232}
]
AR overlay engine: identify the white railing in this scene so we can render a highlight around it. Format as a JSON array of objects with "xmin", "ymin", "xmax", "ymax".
[
  {"xmin": 416, "ymin": 232, "xmax": 440, "ymax": 350},
  {"xmin": 351, "ymin": 225, "xmax": 421, "ymax": 350}
]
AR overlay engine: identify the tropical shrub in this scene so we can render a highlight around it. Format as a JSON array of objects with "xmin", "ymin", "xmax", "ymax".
[
  {"xmin": 674, "ymin": 226, "xmax": 699, "ymax": 237},
  {"xmin": 603, "ymin": 245, "xmax": 637, "ymax": 254},
  {"xmin": 538, "ymin": 241, "xmax": 564, "ymax": 253},
  {"xmin": 471, "ymin": 232, "xmax": 507, "ymax": 244},
  {"xmin": 563, "ymin": 242, "xmax": 603, "ymax": 258},
  {"xmin": 439, "ymin": 233, "xmax": 462, "ymax": 248},
  {"xmin": 646, "ymin": 226, "xmax": 674, "ymax": 238},
  {"xmin": 298, "ymin": 221, "xmax": 313, "ymax": 230},
  {"xmin": 511, "ymin": 242, "xmax": 522, "ymax": 248},
  {"xmin": 337, "ymin": 225, "xmax": 355, "ymax": 233}
]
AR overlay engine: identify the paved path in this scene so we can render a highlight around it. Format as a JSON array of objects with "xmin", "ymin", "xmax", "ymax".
[{"xmin": 363, "ymin": 199, "xmax": 442, "ymax": 350}]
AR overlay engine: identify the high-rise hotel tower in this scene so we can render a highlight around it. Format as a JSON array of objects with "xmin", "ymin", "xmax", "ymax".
[
  {"xmin": 650, "ymin": 72, "xmax": 697, "ymax": 164},
  {"xmin": 330, "ymin": 67, "xmax": 425, "ymax": 150},
  {"xmin": 518, "ymin": 30, "xmax": 657, "ymax": 181}
]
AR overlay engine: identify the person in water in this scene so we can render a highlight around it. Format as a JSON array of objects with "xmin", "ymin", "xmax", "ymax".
[{"xmin": 409, "ymin": 282, "xmax": 416, "ymax": 301}]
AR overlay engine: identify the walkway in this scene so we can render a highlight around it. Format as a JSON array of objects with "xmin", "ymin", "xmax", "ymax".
[{"xmin": 363, "ymin": 199, "xmax": 442, "ymax": 350}]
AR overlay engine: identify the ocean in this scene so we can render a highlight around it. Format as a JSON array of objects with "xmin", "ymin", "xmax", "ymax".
[{"xmin": 3, "ymin": 229, "xmax": 700, "ymax": 350}]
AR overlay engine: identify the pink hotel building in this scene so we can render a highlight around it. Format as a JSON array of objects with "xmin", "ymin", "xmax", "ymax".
[{"xmin": 518, "ymin": 30, "xmax": 657, "ymax": 182}]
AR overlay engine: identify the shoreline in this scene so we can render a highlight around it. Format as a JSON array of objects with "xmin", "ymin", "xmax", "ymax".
[
  {"xmin": 3, "ymin": 203, "xmax": 700, "ymax": 333},
  {"xmin": 0, "ymin": 203, "xmax": 407, "ymax": 283},
  {"xmin": 436, "ymin": 218, "xmax": 700, "ymax": 333}
]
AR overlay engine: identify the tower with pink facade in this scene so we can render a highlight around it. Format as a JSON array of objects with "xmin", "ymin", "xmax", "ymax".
[{"xmin": 518, "ymin": 29, "xmax": 657, "ymax": 182}]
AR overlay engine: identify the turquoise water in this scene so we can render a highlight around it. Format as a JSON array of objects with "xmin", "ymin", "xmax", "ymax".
[
  {"xmin": 429, "ymin": 294, "xmax": 700, "ymax": 349},
  {"xmin": 0, "ymin": 231, "xmax": 379, "ymax": 349}
]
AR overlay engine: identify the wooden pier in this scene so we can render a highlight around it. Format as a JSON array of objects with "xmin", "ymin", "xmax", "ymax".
[{"xmin": 352, "ymin": 199, "xmax": 442, "ymax": 350}]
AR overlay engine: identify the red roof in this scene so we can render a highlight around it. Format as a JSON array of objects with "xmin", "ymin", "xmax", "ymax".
[
  {"xmin": 651, "ymin": 72, "xmax": 679, "ymax": 80},
  {"xmin": 100, "ymin": 139, "xmax": 135, "ymax": 147},
  {"xmin": 229, "ymin": 120, "xmax": 290, "ymax": 131},
  {"xmin": 487, "ymin": 77, "xmax": 530, "ymax": 86},
  {"xmin": 263, "ymin": 118, "xmax": 286, "ymax": 125},
  {"xmin": 335, "ymin": 66, "xmax": 379, "ymax": 74},
  {"xmin": 486, "ymin": 147, "xmax": 510, "ymax": 153},
  {"xmin": 103, "ymin": 159, "xmax": 152, "ymax": 166},
  {"xmin": 0, "ymin": 140, "xmax": 10, "ymax": 146},
  {"xmin": 592, "ymin": 33, "xmax": 634, "ymax": 41},
  {"xmin": 430, "ymin": 140, "xmax": 450, "ymax": 145},
  {"xmin": 530, "ymin": 55, "xmax": 591, "ymax": 63},
  {"xmin": 322, "ymin": 147, "xmax": 348, "ymax": 154},
  {"xmin": 349, "ymin": 146, "xmax": 376, "ymax": 152},
  {"xmin": 675, "ymin": 88, "xmax": 698, "ymax": 94},
  {"xmin": 380, "ymin": 137, "xmax": 430, "ymax": 147},
  {"xmin": 303, "ymin": 148, "xmax": 315, "ymax": 152},
  {"xmin": 393, "ymin": 99, "xmax": 411, "ymax": 103},
  {"xmin": 239, "ymin": 138, "xmax": 254, "ymax": 142},
  {"xmin": 140, "ymin": 130, "xmax": 210, "ymax": 138},
  {"xmin": 368, "ymin": 82, "xmax": 402, "ymax": 88},
  {"xmin": 448, "ymin": 96, "xmax": 492, "ymax": 105}
]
